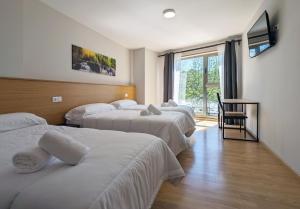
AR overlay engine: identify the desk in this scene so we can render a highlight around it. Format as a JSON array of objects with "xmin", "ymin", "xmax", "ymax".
[{"xmin": 221, "ymin": 99, "xmax": 259, "ymax": 142}]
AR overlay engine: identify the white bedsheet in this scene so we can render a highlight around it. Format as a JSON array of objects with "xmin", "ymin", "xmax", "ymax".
[
  {"xmin": 0, "ymin": 125, "xmax": 184, "ymax": 209},
  {"xmin": 78, "ymin": 110, "xmax": 194, "ymax": 155},
  {"xmin": 122, "ymin": 104, "xmax": 196, "ymax": 121}
]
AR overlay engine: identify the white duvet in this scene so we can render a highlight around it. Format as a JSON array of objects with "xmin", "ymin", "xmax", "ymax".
[
  {"xmin": 77, "ymin": 110, "xmax": 195, "ymax": 155},
  {"xmin": 121, "ymin": 104, "xmax": 196, "ymax": 121},
  {"xmin": 0, "ymin": 125, "xmax": 184, "ymax": 209}
]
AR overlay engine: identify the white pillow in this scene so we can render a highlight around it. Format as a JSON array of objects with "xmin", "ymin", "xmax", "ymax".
[
  {"xmin": 168, "ymin": 99, "xmax": 178, "ymax": 107},
  {"xmin": 111, "ymin": 99, "xmax": 137, "ymax": 109},
  {"xmin": 0, "ymin": 113, "xmax": 47, "ymax": 133},
  {"xmin": 65, "ymin": 103, "xmax": 116, "ymax": 121}
]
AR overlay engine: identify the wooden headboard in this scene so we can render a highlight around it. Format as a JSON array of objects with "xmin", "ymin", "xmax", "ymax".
[{"xmin": 0, "ymin": 77, "xmax": 135, "ymax": 124}]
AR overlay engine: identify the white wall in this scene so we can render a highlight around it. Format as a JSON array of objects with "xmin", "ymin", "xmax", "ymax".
[
  {"xmin": 0, "ymin": 0, "xmax": 22, "ymax": 74},
  {"xmin": 156, "ymin": 56, "xmax": 165, "ymax": 105},
  {"xmin": 132, "ymin": 48, "xmax": 145, "ymax": 103},
  {"xmin": 242, "ymin": 0, "xmax": 300, "ymax": 174},
  {"xmin": 0, "ymin": 0, "xmax": 131, "ymax": 85},
  {"xmin": 145, "ymin": 49, "xmax": 158, "ymax": 104},
  {"xmin": 131, "ymin": 48, "xmax": 158, "ymax": 104}
]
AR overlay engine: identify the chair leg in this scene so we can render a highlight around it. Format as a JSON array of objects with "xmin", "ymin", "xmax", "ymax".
[
  {"xmin": 244, "ymin": 119, "xmax": 246, "ymax": 138},
  {"xmin": 222, "ymin": 117, "xmax": 225, "ymax": 139},
  {"xmin": 221, "ymin": 116, "xmax": 223, "ymax": 128},
  {"xmin": 218, "ymin": 107, "xmax": 220, "ymax": 128},
  {"xmin": 239, "ymin": 119, "xmax": 242, "ymax": 133}
]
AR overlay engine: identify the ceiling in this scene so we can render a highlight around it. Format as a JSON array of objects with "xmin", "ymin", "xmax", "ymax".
[{"xmin": 40, "ymin": 0, "xmax": 262, "ymax": 52}]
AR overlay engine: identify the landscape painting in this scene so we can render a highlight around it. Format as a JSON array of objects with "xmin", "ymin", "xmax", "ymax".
[{"xmin": 72, "ymin": 45, "xmax": 116, "ymax": 76}]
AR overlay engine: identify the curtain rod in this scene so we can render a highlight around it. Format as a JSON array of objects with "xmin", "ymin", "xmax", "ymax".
[{"xmin": 158, "ymin": 39, "xmax": 242, "ymax": 57}]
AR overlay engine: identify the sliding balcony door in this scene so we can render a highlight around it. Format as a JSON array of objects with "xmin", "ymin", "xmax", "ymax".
[{"xmin": 174, "ymin": 52, "xmax": 221, "ymax": 117}]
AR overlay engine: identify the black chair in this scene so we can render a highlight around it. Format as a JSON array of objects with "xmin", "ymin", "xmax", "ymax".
[{"xmin": 217, "ymin": 93, "xmax": 247, "ymax": 139}]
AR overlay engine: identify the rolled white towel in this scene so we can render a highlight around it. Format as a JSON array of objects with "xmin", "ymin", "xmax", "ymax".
[
  {"xmin": 12, "ymin": 147, "xmax": 52, "ymax": 174},
  {"xmin": 140, "ymin": 109, "xmax": 151, "ymax": 116},
  {"xmin": 148, "ymin": 104, "xmax": 162, "ymax": 115},
  {"xmin": 39, "ymin": 131, "xmax": 90, "ymax": 165},
  {"xmin": 168, "ymin": 99, "xmax": 178, "ymax": 107}
]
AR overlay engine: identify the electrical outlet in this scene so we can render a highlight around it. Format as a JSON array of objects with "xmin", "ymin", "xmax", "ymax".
[{"xmin": 52, "ymin": 96, "xmax": 63, "ymax": 103}]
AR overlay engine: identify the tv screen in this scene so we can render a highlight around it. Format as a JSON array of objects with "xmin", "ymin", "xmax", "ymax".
[{"xmin": 247, "ymin": 11, "xmax": 274, "ymax": 58}]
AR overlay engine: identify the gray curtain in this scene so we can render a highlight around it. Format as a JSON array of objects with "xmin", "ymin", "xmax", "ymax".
[
  {"xmin": 163, "ymin": 53, "xmax": 175, "ymax": 102},
  {"xmin": 224, "ymin": 40, "xmax": 237, "ymax": 100},
  {"xmin": 224, "ymin": 40, "xmax": 238, "ymax": 124}
]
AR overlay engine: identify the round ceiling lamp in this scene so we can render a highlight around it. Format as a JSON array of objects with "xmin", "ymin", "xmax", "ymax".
[{"xmin": 163, "ymin": 9, "xmax": 176, "ymax": 19}]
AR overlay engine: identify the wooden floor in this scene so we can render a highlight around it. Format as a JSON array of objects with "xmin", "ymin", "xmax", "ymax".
[{"xmin": 152, "ymin": 121, "xmax": 300, "ymax": 209}]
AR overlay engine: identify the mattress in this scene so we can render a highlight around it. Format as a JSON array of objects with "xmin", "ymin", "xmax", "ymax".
[
  {"xmin": 73, "ymin": 110, "xmax": 195, "ymax": 155},
  {"xmin": 0, "ymin": 125, "xmax": 184, "ymax": 209}
]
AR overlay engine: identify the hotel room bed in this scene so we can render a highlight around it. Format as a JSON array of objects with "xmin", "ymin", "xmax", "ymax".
[
  {"xmin": 120, "ymin": 104, "xmax": 196, "ymax": 123},
  {"xmin": 67, "ymin": 109, "xmax": 195, "ymax": 155},
  {"xmin": 0, "ymin": 123, "xmax": 184, "ymax": 209}
]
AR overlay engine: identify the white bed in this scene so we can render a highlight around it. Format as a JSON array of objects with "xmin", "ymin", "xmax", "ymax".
[
  {"xmin": 0, "ymin": 124, "xmax": 184, "ymax": 209},
  {"xmin": 111, "ymin": 99, "xmax": 195, "ymax": 119},
  {"xmin": 68, "ymin": 109, "xmax": 195, "ymax": 155},
  {"xmin": 121, "ymin": 104, "xmax": 196, "ymax": 122}
]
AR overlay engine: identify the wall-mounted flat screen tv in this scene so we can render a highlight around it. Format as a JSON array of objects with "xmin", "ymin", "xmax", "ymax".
[{"xmin": 247, "ymin": 11, "xmax": 275, "ymax": 58}]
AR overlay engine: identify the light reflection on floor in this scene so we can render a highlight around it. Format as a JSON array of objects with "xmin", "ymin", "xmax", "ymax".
[
  {"xmin": 184, "ymin": 120, "xmax": 225, "ymax": 191},
  {"xmin": 195, "ymin": 119, "xmax": 218, "ymax": 131}
]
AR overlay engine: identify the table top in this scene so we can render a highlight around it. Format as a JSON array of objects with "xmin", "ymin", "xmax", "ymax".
[{"xmin": 222, "ymin": 99, "xmax": 259, "ymax": 104}]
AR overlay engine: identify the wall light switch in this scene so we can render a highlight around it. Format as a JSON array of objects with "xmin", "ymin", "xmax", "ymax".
[{"xmin": 52, "ymin": 96, "xmax": 63, "ymax": 103}]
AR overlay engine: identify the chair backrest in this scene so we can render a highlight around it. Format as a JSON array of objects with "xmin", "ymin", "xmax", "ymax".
[{"xmin": 217, "ymin": 93, "xmax": 224, "ymax": 113}]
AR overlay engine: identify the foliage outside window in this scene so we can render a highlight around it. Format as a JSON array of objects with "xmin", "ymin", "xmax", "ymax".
[{"xmin": 175, "ymin": 54, "xmax": 221, "ymax": 115}]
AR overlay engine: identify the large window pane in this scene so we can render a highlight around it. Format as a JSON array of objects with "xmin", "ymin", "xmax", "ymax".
[
  {"xmin": 207, "ymin": 55, "xmax": 221, "ymax": 116},
  {"xmin": 207, "ymin": 86, "xmax": 220, "ymax": 116},
  {"xmin": 174, "ymin": 52, "xmax": 221, "ymax": 117},
  {"xmin": 174, "ymin": 56, "xmax": 204, "ymax": 115},
  {"xmin": 207, "ymin": 56, "xmax": 220, "ymax": 84}
]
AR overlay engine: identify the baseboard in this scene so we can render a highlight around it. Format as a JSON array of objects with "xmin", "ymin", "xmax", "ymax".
[
  {"xmin": 216, "ymin": 120, "xmax": 299, "ymax": 176},
  {"xmin": 245, "ymin": 127, "xmax": 298, "ymax": 176},
  {"xmin": 260, "ymin": 140, "xmax": 300, "ymax": 177}
]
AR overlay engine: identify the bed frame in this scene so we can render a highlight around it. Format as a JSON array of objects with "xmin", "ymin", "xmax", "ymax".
[{"xmin": 0, "ymin": 77, "xmax": 135, "ymax": 124}]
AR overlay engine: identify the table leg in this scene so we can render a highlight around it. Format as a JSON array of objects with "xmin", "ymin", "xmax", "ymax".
[{"xmin": 256, "ymin": 103, "xmax": 259, "ymax": 141}]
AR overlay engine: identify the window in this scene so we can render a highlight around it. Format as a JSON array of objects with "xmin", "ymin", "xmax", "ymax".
[{"xmin": 174, "ymin": 52, "xmax": 222, "ymax": 117}]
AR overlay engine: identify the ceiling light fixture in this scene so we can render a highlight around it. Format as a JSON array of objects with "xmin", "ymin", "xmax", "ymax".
[{"xmin": 163, "ymin": 9, "xmax": 176, "ymax": 19}]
